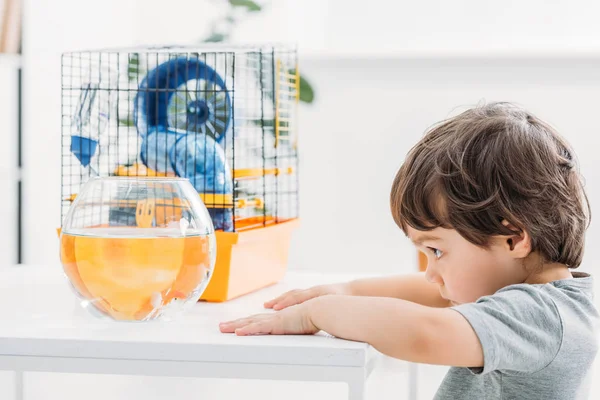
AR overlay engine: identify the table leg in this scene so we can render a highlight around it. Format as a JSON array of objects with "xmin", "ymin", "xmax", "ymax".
[
  {"xmin": 347, "ymin": 379, "xmax": 365, "ymax": 400},
  {"xmin": 345, "ymin": 367, "xmax": 366, "ymax": 400},
  {"xmin": 14, "ymin": 371, "xmax": 23, "ymax": 400},
  {"xmin": 408, "ymin": 363, "xmax": 418, "ymax": 400}
]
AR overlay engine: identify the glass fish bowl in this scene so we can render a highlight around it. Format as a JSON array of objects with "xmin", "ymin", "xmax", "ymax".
[{"xmin": 59, "ymin": 177, "xmax": 216, "ymax": 321}]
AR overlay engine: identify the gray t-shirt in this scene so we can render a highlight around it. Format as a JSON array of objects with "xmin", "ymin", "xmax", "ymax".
[{"xmin": 434, "ymin": 272, "xmax": 599, "ymax": 400}]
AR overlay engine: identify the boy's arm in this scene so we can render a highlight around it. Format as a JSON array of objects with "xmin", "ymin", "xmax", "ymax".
[
  {"xmin": 265, "ymin": 273, "xmax": 451, "ymax": 310},
  {"xmin": 347, "ymin": 273, "xmax": 451, "ymax": 308},
  {"xmin": 221, "ymin": 295, "xmax": 483, "ymax": 367},
  {"xmin": 309, "ymin": 295, "xmax": 482, "ymax": 366}
]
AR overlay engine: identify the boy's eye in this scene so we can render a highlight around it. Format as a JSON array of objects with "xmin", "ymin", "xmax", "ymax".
[{"xmin": 428, "ymin": 247, "xmax": 443, "ymax": 259}]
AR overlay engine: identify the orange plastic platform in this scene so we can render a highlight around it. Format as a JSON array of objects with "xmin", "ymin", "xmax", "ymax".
[{"xmin": 201, "ymin": 218, "xmax": 299, "ymax": 302}]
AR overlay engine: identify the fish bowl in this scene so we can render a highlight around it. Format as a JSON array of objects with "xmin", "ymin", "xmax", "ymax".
[{"xmin": 59, "ymin": 177, "xmax": 216, "ymax": 321}]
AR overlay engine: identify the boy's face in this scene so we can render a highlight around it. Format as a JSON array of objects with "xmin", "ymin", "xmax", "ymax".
[{"xmin": 406, "ymin": 226, "xmax": 527, "ymax": 305}]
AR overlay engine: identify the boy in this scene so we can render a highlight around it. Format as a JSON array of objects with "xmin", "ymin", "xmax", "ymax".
[{"xmin": 220, "ymin": 102, "xmax": 599, "ymax": 399}]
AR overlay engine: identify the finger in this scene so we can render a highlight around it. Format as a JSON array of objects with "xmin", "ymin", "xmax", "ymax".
[
  {"xmin": 220, "ymin": 312, "xmax": 274, "ymax": 332},
  {"xmin": 235, "ymin": 322, "xmax": 271, "ymax": 336},
  {"xmin": 264, "ymin": 289, "xmax": 299, "ymax": 309},
  {"xmin": 219, "ymin": 317, "xmax": 254, "ymax": 333},
  {"xmin": 273, "ymin": 288, "xmax": 319, "ymax": 311}
]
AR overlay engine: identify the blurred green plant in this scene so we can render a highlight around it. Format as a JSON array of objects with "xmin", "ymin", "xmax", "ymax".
[
  {"xmin": 202, "ymin": 0, "xmax": 315, "ymax": 104},
  {"xmin": 229, "ymin": 0, "xmax": 262, "ymax": 11},
  {"xmin": 124, "ymin": 0, "xmax": 315, "ymax": 126}
]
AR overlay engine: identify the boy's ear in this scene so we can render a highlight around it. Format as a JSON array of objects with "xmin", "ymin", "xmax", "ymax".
[{"xmin": 501, "ymin": 220, "xmax": 531, "ymax": 258}]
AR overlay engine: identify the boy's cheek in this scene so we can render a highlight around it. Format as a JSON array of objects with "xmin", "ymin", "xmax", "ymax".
[{"xmin": 445, "ymin": 276, "xmax": 482, "ymax": 304}]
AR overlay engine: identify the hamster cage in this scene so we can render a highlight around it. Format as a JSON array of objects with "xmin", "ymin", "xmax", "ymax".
[{"xmin": 61, "ymin": 44, "xmax": 300, "ymax": 302}]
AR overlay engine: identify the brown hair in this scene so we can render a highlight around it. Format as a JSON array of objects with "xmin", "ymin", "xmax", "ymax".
[{"xmin": 391, "ymin": 102, "xmax": 590, "ymax": 268}]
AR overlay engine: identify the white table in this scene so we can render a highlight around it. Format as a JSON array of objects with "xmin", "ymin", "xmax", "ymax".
[{"xmin": 0, "ymin": 265, "xmax": 417, "ymax": 400}]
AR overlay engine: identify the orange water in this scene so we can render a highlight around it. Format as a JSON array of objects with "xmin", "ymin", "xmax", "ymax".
[{"xmin": 60, "ymin": 228, "xmax": 214, "ymax": 321}]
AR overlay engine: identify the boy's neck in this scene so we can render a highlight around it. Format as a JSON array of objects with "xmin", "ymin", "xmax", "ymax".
[{"xmin": 524, "ymin": 262, "xmax": 573, "ymax": 284}]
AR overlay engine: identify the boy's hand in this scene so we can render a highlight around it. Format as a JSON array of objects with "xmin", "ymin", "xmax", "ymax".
[
  {"xmin": 263, "ymin": 283, "xmax": 351, "ymax": 310},
  {"xmin": 219, "ymin": 303, "xmax": 319, "ymax": 336}
]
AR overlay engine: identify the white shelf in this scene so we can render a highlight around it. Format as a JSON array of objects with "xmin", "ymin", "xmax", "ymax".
[
  {"xmin": 299, "ymin": 49, "xmax": 600, "ymax": 62},
  {"xmin": 0, "ymin": 62, "xmax": 19, "ymax": 266}
]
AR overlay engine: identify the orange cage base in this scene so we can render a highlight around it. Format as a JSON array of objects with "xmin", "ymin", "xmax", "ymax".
[{"xmin": 200, "ymin": 218, "xmax": 299, "ymax": 302}]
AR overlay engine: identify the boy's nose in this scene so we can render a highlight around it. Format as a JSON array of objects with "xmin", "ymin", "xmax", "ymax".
[{"xmin": 425, "ymin": 264, "xmax": 443, "ymax": 285}]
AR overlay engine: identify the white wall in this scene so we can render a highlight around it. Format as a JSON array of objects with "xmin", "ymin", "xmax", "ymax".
[
  {"xmin": 22, "ymin": 0, "xmax": 138, "ymax": 266},
  {"xmin": 292, "ymin": 56, "xmax": 600, "ymax": 276},
  {"xmin": 315, "ymin": 0, "xmax": 600, "ymax": 56},
  {"xmin": 19, "ymin": 1, "xmax": 600, "ymax": 399},
  {"xmin": 23, "ymin": 0, "xmax": 600, "ymax": 275},
  {"xmin": 137, "ymin": 0, "xmax": 600, "ymax": 57}
]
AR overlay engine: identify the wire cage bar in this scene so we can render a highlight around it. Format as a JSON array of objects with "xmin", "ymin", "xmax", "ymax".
[{"xmin": 61, "ymin": 44, "xmax": 299, "ymax": 233}]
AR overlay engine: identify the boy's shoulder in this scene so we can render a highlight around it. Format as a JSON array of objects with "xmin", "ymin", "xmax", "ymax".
[
  {"xmin": 495, "ymin": 272, "xmax": 597, "ymax": 322},
  {"xmin": 474, "ymin": 272, "xmax": 598, "ymax": 342},
  {"xmin": 435, "ymin": 273, "xmax": 599, "ymax": 400},
  {"xmin": 450, "ymin": 272, "xmax": 598, "ymax": 375}
]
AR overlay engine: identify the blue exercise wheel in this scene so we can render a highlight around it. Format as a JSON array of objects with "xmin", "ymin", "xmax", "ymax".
[
  {"xmin": 139, "ymin": 127, "xmax": 179, "ymax": 174},
  {"xmin": 140, "ymin": 127, "xmax": 234, "ymax": 231},
  {"xmin": 134, "ymin": 57, "xmax": 232, "ymax": 144},
  {"xmin": 171, "ymin": 133, "xmax": 234, "ymax": 232},
  {"xmin": 170, "ymin": 133, "xmax": 233, "ymax": 195}
]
